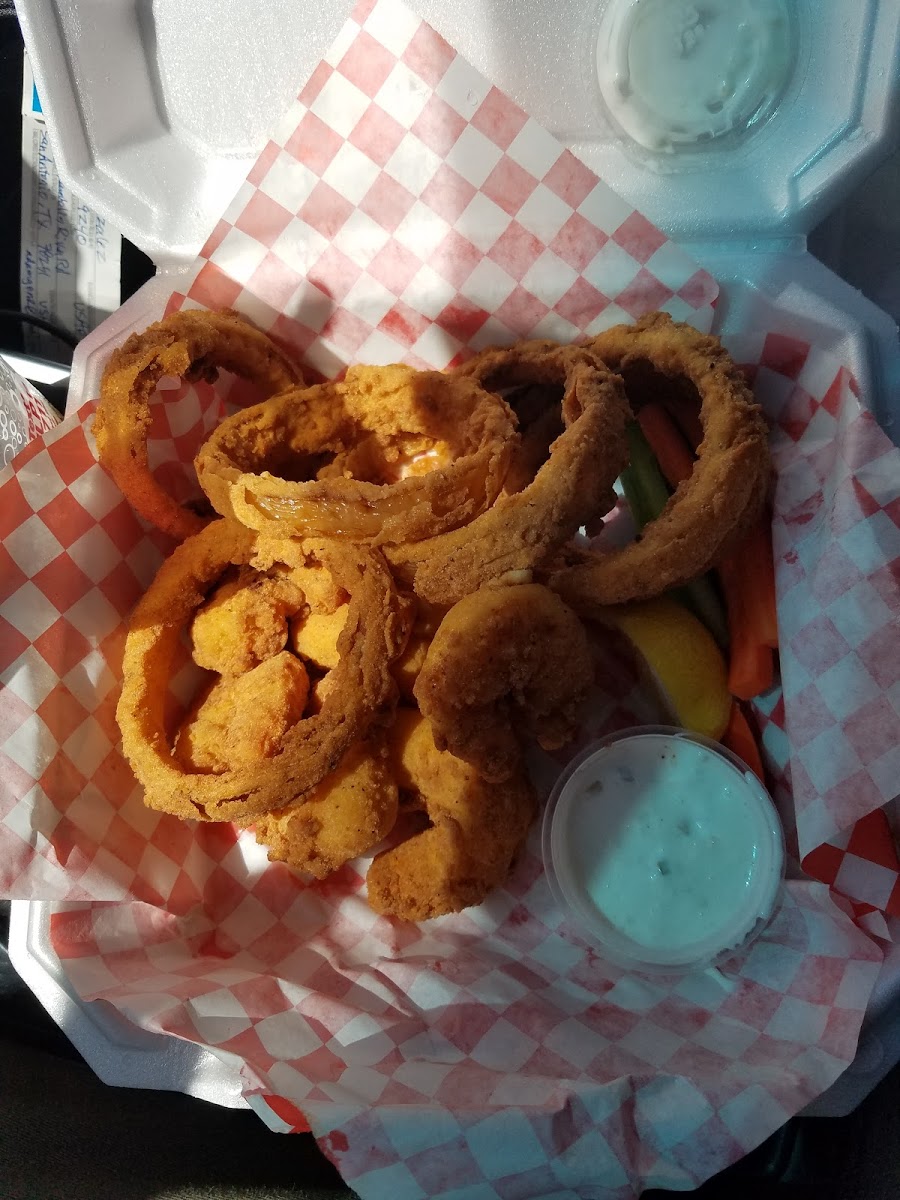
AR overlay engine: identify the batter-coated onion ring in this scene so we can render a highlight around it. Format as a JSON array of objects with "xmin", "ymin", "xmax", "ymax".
[
  {"xmin": 386, "ymin": 344, "xmax": 631, "ymax": 605},
  {"xmin": 117, "ymin": 520, "xmax": 412, "ymax": 822},
  {"xmin": 196, "ymin": 363, "xmax": 517, "ymax": 545},
  {"xmin": 414, "ymin": 583, "xmax": 592, "ymax": 782},
  {"xmin": 94, "ymin": 309, "xmax": 304, "ymax": 541},
  {"xmin": 549, "ymin": 313, "xmax": 771, "ymax": 611}
]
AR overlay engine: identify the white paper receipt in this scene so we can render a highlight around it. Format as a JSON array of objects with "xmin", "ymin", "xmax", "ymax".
[{"xmin": 19, "ymin": 52, "xmax": 122, "ymax": 355}]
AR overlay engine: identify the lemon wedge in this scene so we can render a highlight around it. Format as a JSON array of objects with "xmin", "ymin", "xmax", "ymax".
[{"xmin": 597, "ymin": 596, "xmax": 732, "ymax": 741}]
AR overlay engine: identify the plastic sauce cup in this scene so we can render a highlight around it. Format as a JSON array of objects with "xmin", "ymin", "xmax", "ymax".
[
  {"xmin": 542, "ymin": 726, "xmax": 785, "ymax": 974},
  {"xmin": 594, "ymin": 0, "xmax": 798, "ymax": 159}
]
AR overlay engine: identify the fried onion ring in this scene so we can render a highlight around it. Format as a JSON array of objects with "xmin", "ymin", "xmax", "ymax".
[
  {"xmin": 385, "ymin": 344, "xmax": 631, "ymax": 605},
  {"xmin": 94, "ymin": 309, "xmax": 304, "ymax": 541},
  {"xmin": 366, "ymin": 710, "xmax": 537, "ymax": 921},
  {"xmin": 548, "ymin": 313, "xmax": 771, "ymax": 611},
  {"xmin": 414, "ymin": 583, "xmax": 592, "ymax": 782},
  {"xmin": 117, "ymin": 520, "xmax": 412, "ymax": 822},
  {"xmin": 196, "ymin": 363, "xmax": 517, "ymax": 545}
]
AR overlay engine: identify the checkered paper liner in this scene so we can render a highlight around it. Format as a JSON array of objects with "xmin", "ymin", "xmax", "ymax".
[
  {"xmin": 185, "ymin": 0, "xmax": 718, "ymax": 376},
  {"xmin": 0, "ymin": 0, "xmax": 899, "ymax": 1193},
  {"xmin": 723, "ymin": 333, "xmax": 900, "ymax": 938}
]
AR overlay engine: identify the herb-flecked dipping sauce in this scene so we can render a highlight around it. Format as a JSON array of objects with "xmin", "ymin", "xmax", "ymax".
[{"xmin": 543, "ymin": 730, "xmax": 784, "ymax": 973}]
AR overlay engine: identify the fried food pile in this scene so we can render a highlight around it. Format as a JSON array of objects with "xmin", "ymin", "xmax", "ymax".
[{"xmin": 99, "ymin": 308, "xmax": 771, "ymax": 921}]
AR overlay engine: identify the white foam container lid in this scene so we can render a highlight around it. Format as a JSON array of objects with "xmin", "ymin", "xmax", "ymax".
[
  {"xmin": 10, "ymin": 0, "xmax": 900, "ymax": 1123},
  {"xmin": 15, "ymin": 0, "xmax": 900, "ymax": 258}
]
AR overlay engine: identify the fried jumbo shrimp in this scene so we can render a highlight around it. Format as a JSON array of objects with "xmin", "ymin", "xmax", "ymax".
[
  {"xmin": 254, "ymin": 738, "xmax": 398, "ymax": 879},
  {"xmin": 94, "ymin": 309, "xmax": 303, "ymax": 541},
  {"xmin": 174, "ymin": 652, "xmax": 309, "ymax": 772},
  {"xmin": 413, "ymin": 583, "xmax": 592, "ymax": 783},
  {"xmin": 307, "ymin": 671, "xmax": 338, "ymax": 714},
  {"xmin": 386, "ymin": 346, "xmax": 630, "ymax": 605},
  {"xmin": 391, "ymin": 635, "xmax": 430, "ymax": 702},
  {"xmin": 190, "ymin": 569, "xmax": 302, "ymax": 675},
  {"xmin": 289, "ymin": 605, "xmax": 349, "ymax": 671},
  {"xmin": 549, "ymin": 313, "xmax": 771, "ymax": 610},
  {"xmin": 367, "ymin": 710, "xmax": 537, "ymax": 921}
]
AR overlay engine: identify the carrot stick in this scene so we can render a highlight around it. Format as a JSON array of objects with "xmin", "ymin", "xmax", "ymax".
[
  {"xmin": 722, "ymin": 701, "xmax": 765, "ymax": 781},
  {"xmin": 660, "ymin": 391, "xmax": 704, "ymax": 450},
  {"xmin": 725, "ymin": 517, "xmax": 778, "ymax": 649},
  {"xmin": 723, "ymin": 563, "xmax": 775, "ymax": 698},
  {"xmin": 729, "ymin": 643, "xmax": 774, "ymax": 703},
  {"xmin": 636, "ymin": 403, "xmax": 695, "ymax": 489},
  {"xmin": 639, "ymin": 398, "xmax": 778, "ymax": 683},
  {"xmin": 717, "ymin": 510, "xmax": 779, "ymax": 695}
]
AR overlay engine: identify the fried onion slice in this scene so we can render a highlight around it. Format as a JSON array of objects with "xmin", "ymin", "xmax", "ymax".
[
  {"xmin": 549, "ymin": 313, "xmax": 771, "ymax": 611},
  {"xmin": 195, "ymin": 363, "xmax": 517, "ymax": 544},
  {"xmin": 94, "ymin": 309, "xmax": 303, "ymax": 541},
  {"xmin": 414, "ymin": 583, "xmax": 592, "ymax": 782},
  {"xmin": 386, "ymin": 344, "xmax": 631, "ymax": 605},
  {"xmin": 117, "ymin": 520, "xmax": 412, "ymax": 822}
]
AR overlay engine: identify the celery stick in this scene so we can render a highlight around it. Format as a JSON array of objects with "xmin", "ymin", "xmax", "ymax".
[{"xmin": 619, "ymin": 421, "xmax": 729, "ymax": 648}]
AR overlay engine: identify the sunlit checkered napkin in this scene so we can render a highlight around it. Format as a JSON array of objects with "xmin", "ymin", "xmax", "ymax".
[{"xmin": 2, "ymin": 0, "xmax": 900, "ymax": 1195}]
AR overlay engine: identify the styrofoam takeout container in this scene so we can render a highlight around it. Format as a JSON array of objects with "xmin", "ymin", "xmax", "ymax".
[
  {"xmin": 7, "ymin": 900, "xmax": 248, "ymax": 1109},
  {"xmin": 10, "ymin": 0, "xmax": 900, "ymax": 1131}
]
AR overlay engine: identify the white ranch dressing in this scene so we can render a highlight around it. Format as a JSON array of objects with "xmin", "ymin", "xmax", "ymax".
[
  {"xmin": 597, "ymin": 0, "xmax": 793, "ymax": 152},
  {"xmin": 545, "ymin": 732, "xmax": 783, "ymax": 972}
]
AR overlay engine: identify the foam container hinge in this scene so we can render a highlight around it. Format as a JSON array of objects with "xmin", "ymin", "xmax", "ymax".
[{"xmin": 9, "ymin": 0, "xmax": 900, "ymax": 1122}]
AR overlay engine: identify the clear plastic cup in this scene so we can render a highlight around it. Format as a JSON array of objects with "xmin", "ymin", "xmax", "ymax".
[{"xmin": 542, "ymin": 725, "xmax": 785, "ymax": 975}]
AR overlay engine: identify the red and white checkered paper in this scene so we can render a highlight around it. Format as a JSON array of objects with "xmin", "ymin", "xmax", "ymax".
[{"xmin": 1, "ymin": 0, "xmax": 899, "ymax": 1195}]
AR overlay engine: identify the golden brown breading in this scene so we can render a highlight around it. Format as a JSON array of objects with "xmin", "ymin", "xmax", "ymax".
[
  {"xmin": 197, "ymin": 364, "xmax": 517, "ymax": 544},
  {"xmin": 389, "ymin": 596, "xmax": 447, "ymax": 701},
  {"xmin": 549, "ymin": 313, "xmax": 771, "ymax": 610},
  {"xmin": 118, "ymin": 523, "xmax": 413, "ymax": 822},
  {"xmin": 386, "ymin": 346, "xmax": 630, "ymax": 605},
  {"xmin": 367, "ymin": 710, "xmax": 537, "ymax": 921},
  {"xmin": 190, "ymin": 569, "xmax": 302, "ymax": 675},
  {"xmin": 413, "ymin": 583, "xmax": 592, "ymax": 782},
  {"xmin": 94, "ymin": 309, "xmax": 303, "ymax": 541},
  {"xmin": 282, "ymin": 564, "xmax": 348, "ymax": 615},
  {"xmin": 174, "ymin": 652, "xmax": 309, "ymax": 772},
  {"xmin": 255, "ymin": 738, "xmax": 398, "ymax": 879},
  {"xmin": 289, "ymin": 605, "xmax": 349, "ymax": 671}
]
